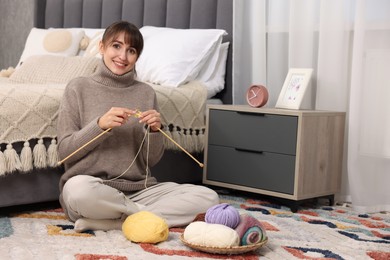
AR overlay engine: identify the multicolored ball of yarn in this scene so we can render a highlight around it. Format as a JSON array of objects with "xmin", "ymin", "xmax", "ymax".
[
  {"xmin": 205, "ymin": 203, "xmax": 241, "ymax": 229},
  {"xmin": 235, "ymin": 214, "xmax": 267, "ymax": 246}
]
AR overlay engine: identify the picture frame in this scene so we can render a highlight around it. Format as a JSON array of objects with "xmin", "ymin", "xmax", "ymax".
[{"xmin": 275, "ymin": 68, "xmax": 313, "ymax": 109}]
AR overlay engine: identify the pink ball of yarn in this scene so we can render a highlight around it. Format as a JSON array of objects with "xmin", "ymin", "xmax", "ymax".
[{"xmin": 205, "ymin": 203, "xmax": 241, "ymax": 229}]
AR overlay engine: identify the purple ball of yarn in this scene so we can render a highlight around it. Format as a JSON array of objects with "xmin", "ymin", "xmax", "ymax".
[{"xmin": 205, "ymin": 203, "xmax": 241, "ymax": 229}]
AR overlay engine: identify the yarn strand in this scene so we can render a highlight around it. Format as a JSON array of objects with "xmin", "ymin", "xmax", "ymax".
[{"xmin": 107, "ymin": 125, "xmax": 150, "ymax": 183}]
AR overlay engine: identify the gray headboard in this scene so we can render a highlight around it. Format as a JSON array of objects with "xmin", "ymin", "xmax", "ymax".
[{"xmin": 34, "ymin": 0, "xmax": 233, "ymax": 104}]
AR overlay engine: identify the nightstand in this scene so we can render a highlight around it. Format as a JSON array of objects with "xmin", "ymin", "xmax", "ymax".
[{"xmin": 203, "ymin": 105, "xmax": 346, "ymax": 211}]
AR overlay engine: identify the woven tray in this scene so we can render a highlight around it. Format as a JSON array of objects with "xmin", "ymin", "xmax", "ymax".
[{"xmin": 180, "ymin": 234, "xmax": 268, "ymax": 255}]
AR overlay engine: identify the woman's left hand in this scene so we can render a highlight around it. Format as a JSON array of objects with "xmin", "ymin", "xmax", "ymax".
[{"xmin": 138, "ymin": 110, "xmax": 162, "ymax": 132}]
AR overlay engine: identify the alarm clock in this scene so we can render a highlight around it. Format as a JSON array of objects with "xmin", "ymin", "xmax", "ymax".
[{"xmin": 246, "ymin": 85, "xmax": 268, "ymax": 107}]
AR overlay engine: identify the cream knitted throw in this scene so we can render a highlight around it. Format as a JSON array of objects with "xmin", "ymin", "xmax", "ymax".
[
  {"xmin": 148, "ymin": 81, "xmax": 207, "ymax": 152},
  {"xmin": 0, "ymin": 78, "xmax": 207, "ymax": 175}
]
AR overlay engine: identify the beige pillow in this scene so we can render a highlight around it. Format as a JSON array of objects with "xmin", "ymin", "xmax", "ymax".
[
  {"xmin": 10, "ymin": 55, "xmax": 100, "ymax": 84},
  {"xmin": 17, "ymin": 28, "xmax": 85, "ymax": 67}
]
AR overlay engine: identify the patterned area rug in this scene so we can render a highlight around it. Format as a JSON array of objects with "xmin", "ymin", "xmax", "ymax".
[{"xmin": 0, "ymin": 193, "xmax": 389, "ymax": 259}]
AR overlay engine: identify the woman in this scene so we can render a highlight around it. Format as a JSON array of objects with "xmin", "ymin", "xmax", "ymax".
[{"xmin": 57, "ymin": 21, "xmax": 219, "ymax": 232}]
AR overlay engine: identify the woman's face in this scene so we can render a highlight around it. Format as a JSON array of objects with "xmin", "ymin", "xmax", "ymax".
[{"xmin": 99, "ymin": 32, "xmax": 138, "ymax": 75}]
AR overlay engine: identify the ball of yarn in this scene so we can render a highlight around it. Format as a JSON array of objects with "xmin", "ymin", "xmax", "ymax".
[
  {"xmin": 122, "ymin": 211, "xmax": 169, "ymax": 244},
  {"xmin": 205, "ymin": 203, "xmax": 241, "ymax": 229},
  {"xmin": 235, "ymin": 214, "xmax": 267, "ymax": 246},
  {"xmin": 183, "ymin": 221, "xmax": 240, "ymax": 247}
]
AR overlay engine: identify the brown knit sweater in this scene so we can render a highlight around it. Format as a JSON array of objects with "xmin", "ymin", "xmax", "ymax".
[{"xmin": 57, "ymin": 60, "xmax": 164, "ymax": 193}]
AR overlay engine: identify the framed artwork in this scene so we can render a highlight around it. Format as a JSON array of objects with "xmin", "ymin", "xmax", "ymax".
[{"xmin": 275, "ymin": 68, "xmax": 313, "ymax": 109}]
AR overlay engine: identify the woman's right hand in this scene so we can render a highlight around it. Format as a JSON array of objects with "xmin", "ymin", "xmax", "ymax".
[{"xmin": 98, "ymin": 107, "xmax": 137, "ymax": 130}]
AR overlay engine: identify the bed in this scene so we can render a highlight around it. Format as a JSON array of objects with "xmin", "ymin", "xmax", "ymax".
[{"xmin": 0, "ymin": 0, "xmax": 233, "ymax": 208}]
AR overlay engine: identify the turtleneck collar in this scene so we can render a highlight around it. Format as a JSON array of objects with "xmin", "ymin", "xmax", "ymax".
[{"xmin": 92, "ymin": 59, "xmax": 136, "ymax": 88}]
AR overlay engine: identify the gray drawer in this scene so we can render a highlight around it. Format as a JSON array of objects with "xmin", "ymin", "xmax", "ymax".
[
  {"xmin": 208, "ymin": 109, "xmax": 298, "ymax": 155},
  {"xmin": 206, "ymin": 145, "xmax": 295, "ymax": 194}
]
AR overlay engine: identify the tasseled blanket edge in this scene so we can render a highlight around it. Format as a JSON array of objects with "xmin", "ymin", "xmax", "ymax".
[
  {"xmin": 0, "ymin": 126, "xmax": 205, "ymax": 176},
  {"xmin": 0, "ymin": 138, "xmax": 60, "ymax": 176},
  {"xmin": 162, "ymin": 125, "xmax": 205, "ymax": 153}
]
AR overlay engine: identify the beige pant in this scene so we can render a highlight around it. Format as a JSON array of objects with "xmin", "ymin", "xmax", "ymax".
[{"xmin": 61, "ymin": 175, "xmax": 219, "ymax": 227}]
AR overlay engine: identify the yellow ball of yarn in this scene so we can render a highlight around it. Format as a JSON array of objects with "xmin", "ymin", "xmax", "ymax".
[{"xmin": 122, "ymin": 211, "xmax": 169, "ymax": 244}]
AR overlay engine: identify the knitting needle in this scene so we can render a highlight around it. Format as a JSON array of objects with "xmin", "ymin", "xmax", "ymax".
[
  {"xmin": 58, "ymin": 111, "xmax": 204, "ymax": 167},
  {"xmin": 133, "ymin": 110, "xmax": 204, "ymax": 168},
  {"xmin": 155, "ymin": 127, "xmax": 204, "ymax": 168},
  {"xmin": 57, "ymin": 128, "xmax": 112, "ymax": 165}
]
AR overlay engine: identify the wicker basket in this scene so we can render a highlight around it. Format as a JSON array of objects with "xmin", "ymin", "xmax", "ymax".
[{"xmin": 180, "ymin": 234, "xmax": 268, "ymax": 255}]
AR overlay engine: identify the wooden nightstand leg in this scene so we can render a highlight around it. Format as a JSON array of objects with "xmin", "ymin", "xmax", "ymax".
[
  {"xmin": 289, "ymin": 202, "xmax": 299, "ymax": 213},
  {"xmin": 272, "ymin": 197, "xmax": 301, "ymax": 213},
  {"xmin": 328, "ymin": 195, "xmax": 335, "ymax": 206}
]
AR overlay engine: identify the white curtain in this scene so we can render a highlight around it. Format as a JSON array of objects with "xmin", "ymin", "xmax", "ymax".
[{"xmin": 233, "ymin": 0, "xmax": 390, "ymax": 213}]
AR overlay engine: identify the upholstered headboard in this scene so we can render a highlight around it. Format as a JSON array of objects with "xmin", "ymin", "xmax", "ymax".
[{"xmin": 33, "ymin": 0, "xmax": 233, "ymax": 104}]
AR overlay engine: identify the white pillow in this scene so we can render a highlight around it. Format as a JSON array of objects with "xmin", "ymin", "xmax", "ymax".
[
  {"xmin": 137, "ymin": 26, "xmax": 227, "ymax": 87},
  {"xmin": 80, "ymin": 29, "xmax": 104, "ymax": 58},
  {"xmin": 197, "ymin": 43, "xmax": 223, "ymax": 84},
  {"xmin": 83, "ymin": 29, "xmax": 105, "ymax": 58},
  {"xmin": 199, "ymin": 42, "xmax": 230, "ymax": 98},
  {"xmin": 82, "ymin": 28, "xmax": 105, "ymax": 39},
  {"xmin": 17, "ymin": 28, "xmax": 85, "ymax": 67}
]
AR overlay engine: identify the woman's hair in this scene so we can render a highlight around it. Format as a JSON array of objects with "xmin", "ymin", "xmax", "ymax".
[{"xmin": 101, "ymin": 21, "xmax": 144, "ymax": 57}]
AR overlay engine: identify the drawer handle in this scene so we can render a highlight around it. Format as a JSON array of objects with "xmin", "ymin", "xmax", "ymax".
[
  {"xmin": 236, "ymin": 111, "xmax": 265, "ymax": 116},
  {"xmin": 235, "ymin": 148, "xmax": 263, "ymax": 154}
]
